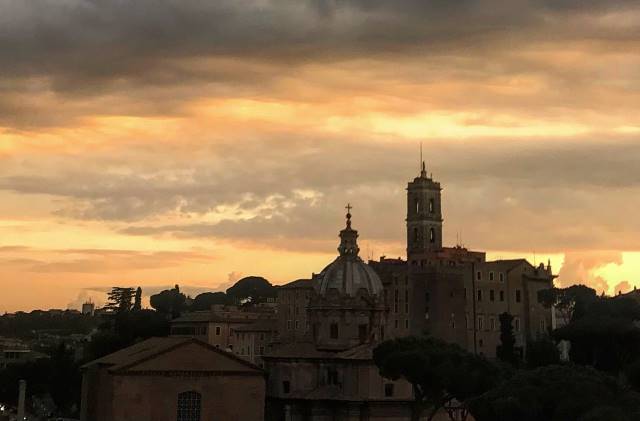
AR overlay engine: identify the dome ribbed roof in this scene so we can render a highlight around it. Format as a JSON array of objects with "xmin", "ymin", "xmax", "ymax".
[
  {"xmin": 316, "ymin": 255, "xmax": 384, "ymax": 296},
  {"xmin": 314, "ymin": 206, "xmax": 383, "ymax": 297}
]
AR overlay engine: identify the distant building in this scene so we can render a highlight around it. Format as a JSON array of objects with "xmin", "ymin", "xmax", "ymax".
[
  {"xmin": 82, "ymin": 301, "xmax": 95, "ymax": 316},
  {"xmin": 232, "ymin": 319, "xmax": 278, "ymax": 367},
  {"xmin": 0, "ymin": 337, "xmax": 46, "ymax": 368},
  {"xmin": 80, "ymin": 337, "xmax": 265, "ymax": 421},
  {"xmin": 170, "ymin": 305, "xmax": 276, "ymax": 353}
]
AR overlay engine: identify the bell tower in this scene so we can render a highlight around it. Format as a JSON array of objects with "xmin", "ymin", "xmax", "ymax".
[{"xmin": 406, "ymin": 160, "xmax": 443, "ymax": 259}]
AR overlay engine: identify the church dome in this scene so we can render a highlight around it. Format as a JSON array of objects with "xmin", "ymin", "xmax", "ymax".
[{"xmin": 314, "ymin": 206, "xmax": 384, "ymax": 297}]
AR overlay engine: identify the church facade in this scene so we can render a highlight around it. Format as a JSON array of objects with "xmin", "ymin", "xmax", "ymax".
[{"xmin": 264, "ymin": 162, "xmax": 555, "ymax": 420}]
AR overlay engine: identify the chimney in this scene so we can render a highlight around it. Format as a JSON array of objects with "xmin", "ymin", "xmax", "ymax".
[{"xmin": 17, "ymin": 379, "xmax": 26, "ymax": 420}]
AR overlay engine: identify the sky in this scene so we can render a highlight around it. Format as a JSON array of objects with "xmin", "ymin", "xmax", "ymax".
[{"xmin": 1, "ymin": 0, "xmax": 639, "ymax": 312}]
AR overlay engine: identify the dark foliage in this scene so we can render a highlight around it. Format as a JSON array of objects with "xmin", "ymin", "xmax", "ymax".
[
  {"xmin": 538, "ymin": 285, "xmax": 598, "ymax": 322},
  {"xmin": 150, "ymin": 284, "xmax": 186, "ymax": 318},
  {"xmin": 190, "ymin": 292, "xmax": 229, "ymax": 311},
  {"xmin": 496, "ymin": 312, "xmax": 518, "ymax": 366},
  {"xmin": 105, "ymin": 286, "xmax": 136, "ymax": 313},
  {"xmin": 469, "ymin": 365, "xmax": 640, "ymax": 421},
  {"xmin": 0, "ymin": 310, "xmax": 99, "ymax": 339},
  {"xmin": 0, "ymin": 344, "xmax": 81, "ymax": 417},
  {"xmin": 553, "ymin": 295, "xmax": 640, "ymax": 372},
  {"xmin": 374, "ymin": 336, "xmax": 501, "ymax": 421},
  {"xmin": 226, "ymin": 276, "xmax": 275, "ymax": 304},
  {"xmin": 132, "ymin": 286, "xmax": 142, "ymax": 311},
  {"xmin": 526, "ymin": 336, "xmax": 561, "ymax": 369},
  {"xmin": 85, "ymin": 309, "xmax": 169, "ymax": 360}
]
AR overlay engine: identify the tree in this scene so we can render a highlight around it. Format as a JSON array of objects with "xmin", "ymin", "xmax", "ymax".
[
  {"xmin": 468, "ymin": 365, "xmax": 640, "ymax": 421},
  {"xmin": 226, "ymin": 276, "xmax": 275, "ymax": 304},
  {"xmin": 526, "ymin": 336, "xmax": 560, "ymax": 368},
  {"xmin": 150, "ymin": 284, "xmax": 186, "ymax": 319},
  {"xmin": 373, "ymin": 336, "xmax": 500, "ymax": 421},
  {"xmin": 553, "ymin": 296, "xmax": 640, "ymax": 372},
  {"xmin": 191, "ymin": 292, "xmax": 228, "ymax": 311},
  {"xmin": 496, "ymin": 312, "xmax": 518, "ymax": 366},
  {"xmin": 85, "ymin": 310, "xmax": 169, "ymax": 361},
  {"xmin": 538, "ymin": 285, "xmax": 598, "ymax": 323},
  {"xmin": 105, "ymin": 287, "xmax": 135, "ymax": 313},
  {"xmin": 132, "ymin": 286, "xmax": 142, "ymax": 311}
]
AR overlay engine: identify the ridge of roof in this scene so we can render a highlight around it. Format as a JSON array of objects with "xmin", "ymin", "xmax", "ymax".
[{"xmin": 82, "ymin": 336, "xmax": 264, "ymax": 373}]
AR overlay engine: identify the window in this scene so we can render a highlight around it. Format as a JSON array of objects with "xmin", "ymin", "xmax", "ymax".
[
  {"xmin": 479, "ymin": 339, "xmax": 484, "ymax": 348},
  {"xmin": 429, "ymin": 198, "xmax": 435, "ymax": 213},
  {"xmin": 413, "ymin": 227, "xmax": 419, "ymax": 243},
  {"xmin": 295, "ymin": 320, "xmax": 300, "ymax": 329},
  {"xmin": 489, "ymin": 271, "xmax": 494, "ymax": 281},
  {"xmin": 499, "ymin": 273, "xmax": 505, "ymax": 283},
  {"xmin": 477, "ymin": 271, "xmax": 482, "ymax": 281},
  {"xmin": 430, "ymin": 228, "xmax": 435, "ymax": 243},
  {"xmin": 490, "ymin": 317, "xmax": 495, "ymax": 331},
  {"xmin": 260, "ymin": 333, "xmax": 265, "ymax": 341},
  {"xmin": 465, "ymin": 314, "xmax": 470, "ymax": 329},
  {"xmin": 384, "ymin": 383, "xmax": 395, "ymax": 397},
  {"xmin": 540, "ymin": 319, "xmax": 546, "ymax": 333},
  {"xmin": 405, "ymin": 290, "xmax": 409, "ymax": 313},
  {"xmin": 404, "ymin": 319, "xmax": 409, "ymax": 329},
  {"xmin": 215, "ymin": 326, "xmax": 221, "ymax": 336},
  {"xmin": 477, "ymin": 289, "xmax": 482, "ymax": 302},
  {"xmin": 415, "ymin": 198, "xmax": 421, "ymax": 214},
  {"xmin": 490, "ymin": 289, "xmax": 495, "ymax": 302},
  {"xmin": 282, "ymin": 381, "xmax": 290, "ymax": 394},
  {"xmin": 478, "ymin": 316, "xmax": 484, "ymax": 331},
  {"xmin": 394, "ymin": 319, "xmax": 399, "ymax": 329},
  {"xmin": 287, "ymin": 320, "xmax": 292, "ymax": 330},
  {"xmin": 500, "ymin": 290, "xmax": 505, "ymax": 302},
  {"xmin": 330, "ymin": 323, "xmax": 339, "ymax": 339},
  {"xmin": 177, "ymin": 391, "xmax": 201, "ymax": 421},
  {"xmin": 516, "ymin": 290, "xmax": 522, "ymax": 303},
  {"xmin": 450, "ymin": 313, "xmax": 456, "ymax": 329},
  {"xmin": 514, "ymin": 318, "xmax": 521, "ymax": 332}
]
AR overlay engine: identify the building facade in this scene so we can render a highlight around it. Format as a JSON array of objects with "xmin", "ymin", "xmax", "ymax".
[
  {"xmin": 170, "ymin": 305, "xmax": 276, "ymax": 353},
  {"xmin": 80, "ymin": 337, "xmax": 265, "ymax": 421},
  {"xmin": 371, "ymin": 162, "xmax": 555, "ymax": 357},
  {"xmin": 264, "ymin": 212, "xmax": 422, "ymax": 421}
]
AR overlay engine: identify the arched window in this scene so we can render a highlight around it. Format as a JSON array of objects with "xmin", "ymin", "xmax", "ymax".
[
  {"xmin": 429, "ymin": 198, "xmax": 435, "ymax": 213},
  {"xmin": 177, "ymin": 391, "xmax": 201, "ymax": 421},
  {"xmin": 415, "ymin": 198, "xmax": 421, "ymax": 214},
  {"xmin": 430, "ymin": 228, "xmax": 435, "ymax": 243}
]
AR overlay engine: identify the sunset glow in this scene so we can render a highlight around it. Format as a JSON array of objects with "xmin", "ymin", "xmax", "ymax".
[{"xmin": 2, "ymin": 0, "xmax": 639, "ymax": 312}]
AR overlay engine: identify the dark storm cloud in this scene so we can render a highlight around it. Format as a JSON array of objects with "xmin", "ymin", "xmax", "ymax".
[{"xmin": 1, "ymin": 0, "xmax": 639, "ymax": 127}]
